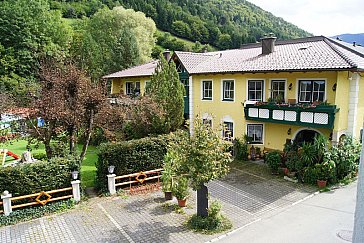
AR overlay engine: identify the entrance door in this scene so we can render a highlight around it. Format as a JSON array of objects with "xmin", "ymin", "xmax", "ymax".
[{"xmin": 294, "ymin": 129, "xmax": 320, "ymax": 146}]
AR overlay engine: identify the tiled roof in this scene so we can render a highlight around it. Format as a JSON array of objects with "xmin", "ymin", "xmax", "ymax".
[
  {"xmin": 103, "ymin": 60, "xmax": 158, "ymax": 79},
  {"xmin": 174, "ymin": 36, "xmax": 364, "ymax": 74},
  {"xmin": 103, "ymin": 36, "xmax": 364, "ymax": 79}
]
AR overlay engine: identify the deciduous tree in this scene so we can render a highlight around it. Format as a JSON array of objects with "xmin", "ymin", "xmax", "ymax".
[
  {"xmin": 167, "ymin": 118, "xmax": 232, "ymax": 217},
  {"xmin": 29, "ymin": 59, "xmax": 106, "ymax": 161},
  {"xmin": 74, "ymin": 6, "xmax": 156, "ymax": 81}
]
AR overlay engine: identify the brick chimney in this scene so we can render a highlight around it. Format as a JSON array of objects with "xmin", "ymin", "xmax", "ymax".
[
  {"xmin": 163, "ymin": 49, "xmax": 171, "ymax": 61},
  {"xmin": 261, "ymin": 33, "xmax": 277, "ymax": 55}
]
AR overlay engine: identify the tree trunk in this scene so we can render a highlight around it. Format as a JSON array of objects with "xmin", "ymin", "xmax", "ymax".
[
  {"xmin": 80, "ymin": 109, "xmax": 94, "ymax": 162},
  {"xmin": 69, "ymin": 125, "xmax": 76, "ymax": 154},
  {"xmin": 197, "ymin": 183, "xmax": 208, "ymax": 217},
  {"xmin": 353, "ymin": 120, "xmax": 364, "ymax": 242},
  {"xmin": 44, "ymin": 121, "xmax": 54, "ymax": 159}
]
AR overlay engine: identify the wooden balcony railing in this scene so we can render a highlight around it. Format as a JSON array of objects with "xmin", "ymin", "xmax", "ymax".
[{"xmin": 244, "ymin": 103, "xmax": 339, "ymax": 129}]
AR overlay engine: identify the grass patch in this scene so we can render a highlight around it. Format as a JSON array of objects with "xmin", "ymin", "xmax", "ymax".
[
  {"xmin": 0, "ymin": 199, "xmax": 75, "ymax": 227},
  {"xmin": 2, "ymin": 140, "xmax": 98, "ymax": 187}
]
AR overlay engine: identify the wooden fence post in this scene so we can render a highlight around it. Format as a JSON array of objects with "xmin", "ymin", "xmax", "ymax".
[
  {"xmin": 1, "ymin": 191, "xmax": 12, "ymax": 216},
  {"xmin": 71, "ymin": 180, "xmax": 81, "ymax": 202},
  {"xmin": 107, "ymin": 174, "xmax": 116, "ymax": 195}
]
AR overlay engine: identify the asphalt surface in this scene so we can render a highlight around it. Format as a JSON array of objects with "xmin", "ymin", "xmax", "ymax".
[{"xmin": 217, "ymin": 181, "xmax": 357, "ymax": 243}]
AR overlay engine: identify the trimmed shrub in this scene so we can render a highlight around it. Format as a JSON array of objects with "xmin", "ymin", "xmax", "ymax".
[
  {"xmin": 96, "ymin": 135, "xmax": 169, "ymax": 191},
  {"xmin": 32, "ymin": 152, "xmax": 48, "ymax": 161},
  {"xmin": 0, "ymin": 157, "xmax": 79, "ymax": 196},
  {"xmin": 0, "ymin": 199, "xmax": 75, "ymax": 226}
]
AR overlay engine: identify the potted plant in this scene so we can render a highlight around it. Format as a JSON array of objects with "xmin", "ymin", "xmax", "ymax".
[
  {"xmin": 161, "ymin": 152, "xmax": 176, "ymax": 200},
  {"xmin": 315, "ymin": 160, "xmax": 335, "ymax": 188},
  {"xmin": 255, "ymin": 147, "xmax": 261, "ymax": 159},
  {"xmin": 266, "ymin": 150, "xmax": 282, "ymax": 174},
  {"xmin": 161, "ymin": 169, "xmax": 173, "ymax": 200},
  {"xmin": 172, "ymin": 176, "xmax": 190, "ymax": 207}
]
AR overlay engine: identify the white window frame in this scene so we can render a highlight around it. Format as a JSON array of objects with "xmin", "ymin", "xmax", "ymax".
[
  {"xmin": 246, "ymin": 123, "xmax": 264, "ymax": 144},
  {"xmin": 223, "ymin": 121, "xmax": 234, "ymax": 141},
  {"xmin": 297, "ymin": 79, "xmax": 327, "ymax": 103},
  {"xmin": 221, "ymin": 79, "xmax": 235, "ymax": 102},
  {"xmin": 201, "ymin": 80, "xmax": 213, "ymax": 100},
  {"xmin": 247, "ymin": 79, "xmax": 265, "ymax": 101},
  {"xmin": 222, "ymin": 115, "xmax": 234, "ymax": 140},
  {"xmin": 269, "ymin": 79, "xmax": 287, "ymax": 101}
]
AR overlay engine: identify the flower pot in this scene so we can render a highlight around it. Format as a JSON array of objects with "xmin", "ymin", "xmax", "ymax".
[
  {"xmin": 177, "ymin": 198, "xmax": 187, "ymax": 207},
  {"xmin": 282, "ymin": 167, "xmax": 289, "ymax": 176},
  {"xmin": 317, "ymin": 180, "xmax": 327, "ymax": 188},
  {"xmin": 164, "ymin": 191, "xmax": 172, "ymax": 201}
]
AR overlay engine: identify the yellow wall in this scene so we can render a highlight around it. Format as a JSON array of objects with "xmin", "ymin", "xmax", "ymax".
[
  {"xmin": 111, "ymin": 76, "xmax": 151, "ymax": 95},
  {"xmin": 333, "ymin": 71, "xmax": 350, "ymax": 133},
  {"xmin": 192, "ymin": 71, "xmax": 339, "ymax": 150}
]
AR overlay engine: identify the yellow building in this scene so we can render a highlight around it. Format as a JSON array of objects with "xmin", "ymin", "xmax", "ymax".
[{"xmin": 104, "ymin": 36, "xmax": 364, "ymax": 150}]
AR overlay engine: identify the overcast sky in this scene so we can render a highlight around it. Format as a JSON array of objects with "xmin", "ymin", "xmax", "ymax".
[{"xmin": 248, "ymin": 0, "xmax": 364, "ymax": 36}]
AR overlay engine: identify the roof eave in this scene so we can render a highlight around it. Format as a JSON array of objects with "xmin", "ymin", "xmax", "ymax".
[{"xmin": 189, "ymin": 67, "xmax": 354, "ymax": 76}]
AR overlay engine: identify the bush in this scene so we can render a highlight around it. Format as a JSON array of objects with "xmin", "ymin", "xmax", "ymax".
[
  {"xmin": 266, "ymin": 151, "xmax": 282, "ymax": 173},
  {"xmin": 32, "ymin": 152, "xmax": 47, "ymax": 161},
  {"xmin": 325, "ymin": 136, "xmax": 360, "ymax": 180},
  {"xmin": 303, "ymin": 160, "xmax": 336, "ymax": 185},
  {"xmin": 0, "ymin": 199, "xmax": 75, "ymax": 226},
  {"xmin": 96, "ymin": 135, "xmax": 169, "ymax": 191},
  {"xmin": 187, "ymin": 201, "xmax": 232, "ymax": 234},
  {"xmin": 233, "ymin": 137, "xmax": 249, "ymax": 160},
  {"xmin": 0, "ymin": 157, "xmax": 79, "ymax": 196}
]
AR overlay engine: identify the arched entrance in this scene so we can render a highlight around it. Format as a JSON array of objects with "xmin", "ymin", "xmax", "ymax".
[{"xmin": 294, "ymin": 129, "xmax": 321, "ymax": 146}]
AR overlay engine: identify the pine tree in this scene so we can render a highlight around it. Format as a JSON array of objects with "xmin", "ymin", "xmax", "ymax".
[{"xmin": 149, "ymin": 53, "xmax": 185, "ymax": 132}]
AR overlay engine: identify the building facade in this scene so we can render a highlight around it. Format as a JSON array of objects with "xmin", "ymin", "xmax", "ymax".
[{"xmin": 104, "ymin": 36, "xmax": 364, "ymax": 151}]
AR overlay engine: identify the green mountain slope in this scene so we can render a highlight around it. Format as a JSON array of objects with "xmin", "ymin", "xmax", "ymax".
[{"xmin": 50, "ymin": 0, "xmax": 311, "ymax": 50}]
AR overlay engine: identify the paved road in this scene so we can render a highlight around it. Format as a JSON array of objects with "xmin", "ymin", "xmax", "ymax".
[{"xmin": 218, "ymin": 181, "xmax": 357, "ymax": 243}]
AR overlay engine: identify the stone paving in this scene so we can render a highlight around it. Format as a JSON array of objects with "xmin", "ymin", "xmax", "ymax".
[{"xmin": 0, "ymin": 163, "xmax": 317, "ymax": 243}]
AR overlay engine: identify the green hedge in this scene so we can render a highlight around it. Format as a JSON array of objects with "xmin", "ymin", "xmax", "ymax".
[
  {"xmin": 0, "ymin": 157, "xmax": 80, "ymax": 196},
  {"xmin": 96, "ymin": 135, "xmax": 169, "ymax": 192},
  {"xmin": 0, "ymin": 199, "xmax": 75, "ymax": 226}
]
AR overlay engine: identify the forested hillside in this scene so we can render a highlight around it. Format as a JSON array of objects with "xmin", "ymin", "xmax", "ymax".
[{"xmin": 49, "ymin": 0, "xmax": 311, "ymax": 49}]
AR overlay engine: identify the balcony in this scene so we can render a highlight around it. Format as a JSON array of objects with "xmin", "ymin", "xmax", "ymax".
[{"xmin": 244, "ymin": 102, "xmax": 339, "ymax": 129}]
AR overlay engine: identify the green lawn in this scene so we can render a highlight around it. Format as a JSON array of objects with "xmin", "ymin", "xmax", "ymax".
[{"xmin": 1, "ymin": 140, "xmax": 98, "ymax": 188}]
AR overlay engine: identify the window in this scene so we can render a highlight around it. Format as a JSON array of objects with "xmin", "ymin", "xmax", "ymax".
[
  {"xmin": 298, "ymin": 80, "xmax": 325, "ymax": 102},
  {"xmin": 247, "ymin": 124, "xmax": 263, "ymax": 144},
  {"xmin": 125, "ymin": 81, "xmax": 140, "ymax": 96},
  {"xmin": 135, "ymin": 82, "xmax": 140, "ymax": 95},
  {"xmin": 203, "ymin": 119, "xmax": 212, "ymax": 127},
  {"xmin": 271, "ymin": 80, "xmax": 285, "ymax": 101},
  {"xmin": 202, "ymin": 80, "xmax": 212, "ymax": 100},
  {"xmin": 125, "ymin": 82, "xmax": 134, "ymax": 95},
  {"xmin": 248, "ymin": 80, "xmax": 264, "ymax": 101},
  {"xmin": 223, "ymin": 122, "xmax": 234, "ymax": 140},
  {"xmin": 223, "ymin": 80, "xmax": 234, "ymax": 101}
]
